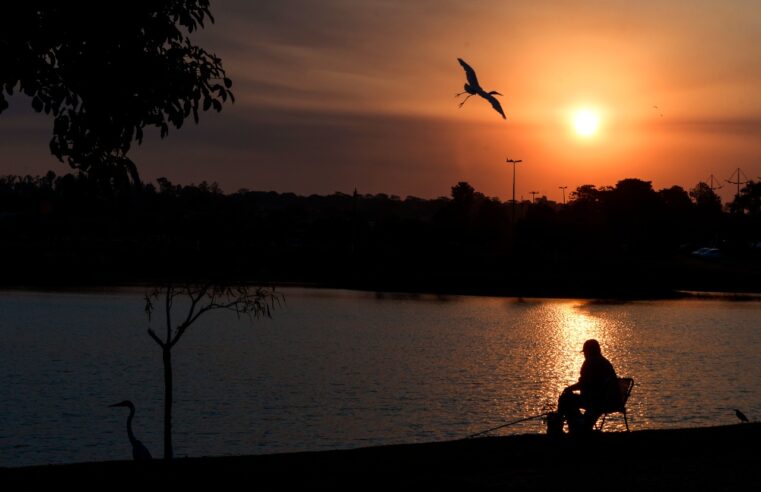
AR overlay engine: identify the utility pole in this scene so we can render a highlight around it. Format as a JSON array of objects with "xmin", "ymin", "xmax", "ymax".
[
  {"xmin": 506, "ymin": 158, "xmax": 522, "ymax": 222},
  {"xmin": 726, "ymin": 168, "xmax": 748, "ymax": 200},
  {"xmin": 708, "ymin": 174, "xmax": 722, "ymax": 192},
  {"xmin": 529, "ymin": 191, "xmax": 539, "ymax": 203},
  {"xmin": 726, "ymin": 168, "xmax": 749, "ymax": 214},
  {"xmin": 558, "ymin": 186, "xmax": 567, "ymax": 205}
]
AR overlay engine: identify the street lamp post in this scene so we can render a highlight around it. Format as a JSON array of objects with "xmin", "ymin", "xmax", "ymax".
[{"xmin": 506, "ymin": 158, "xmax": 522, "ymax": 222}]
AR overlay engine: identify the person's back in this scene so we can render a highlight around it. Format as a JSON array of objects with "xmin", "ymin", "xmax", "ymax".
[{"xmin": 579, "ymin": 352, "xmax": 618, "ymax": 412}]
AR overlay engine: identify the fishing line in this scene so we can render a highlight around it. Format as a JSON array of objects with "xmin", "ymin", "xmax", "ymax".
[{"xmin": 466, "ymin": 412, "xmax": 550, "ymax": 439}]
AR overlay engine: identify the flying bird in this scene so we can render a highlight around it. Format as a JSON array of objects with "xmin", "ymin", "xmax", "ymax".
[
  {"xmin": 734, "ymin": 408, "xmax": 750, "ymax": 423},
  {"xmin": 455, "ymin": 58, "xmax": 506, "ymax": 120},
  {"xmin": 110, "ymin": 400, "xmax": 152, "ymax": 461}
]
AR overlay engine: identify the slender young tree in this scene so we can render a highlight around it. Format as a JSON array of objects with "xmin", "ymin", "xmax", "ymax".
[
  {"xmin": 144, "ymin": 283, "xmax": 281, "ymax": 461},
  {"xmin": 1, "ymin": 2, "xmax": 233, "ymax": 184}
]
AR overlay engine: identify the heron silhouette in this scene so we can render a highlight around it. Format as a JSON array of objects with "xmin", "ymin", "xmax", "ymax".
[
  {"xmin": 455, "ymin": 58, "xmax": 506, "ymax": 119},
  {"xmin": 110, "ymin": 400, "xmax": 152, "ymax": 461}
]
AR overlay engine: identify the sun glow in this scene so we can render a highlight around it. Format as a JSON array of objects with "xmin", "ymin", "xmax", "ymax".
[{"xmin": 572, "ymin": 109, "xmax": 600, "ymax": 137}]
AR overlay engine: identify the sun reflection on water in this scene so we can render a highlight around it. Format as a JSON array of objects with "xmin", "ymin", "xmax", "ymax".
[{"xmin": 528, "ymin": 301, "xmax": 627, "ymax": 422}]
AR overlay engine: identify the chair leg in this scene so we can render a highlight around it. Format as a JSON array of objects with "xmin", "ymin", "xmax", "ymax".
[
  {"xmin": 598, "ymin": 413, "xmax": 606, "ymax": 431},
  {"xmin": 623, "ymin": 410, "xmax": 629, "ymax": 432}
]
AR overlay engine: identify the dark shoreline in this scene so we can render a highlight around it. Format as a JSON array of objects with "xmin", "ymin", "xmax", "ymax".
[{"xmin": 4, "ymin": 424, "xmax": 760, "ymax": 488}]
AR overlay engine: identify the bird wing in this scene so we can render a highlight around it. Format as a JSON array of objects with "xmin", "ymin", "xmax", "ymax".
[
  {"xmin": 458, "ymin": 58, "xmax": 480, "ymax": 88},
  {"xmin": 483, "ymin": 92, "xmax": 506, "ymax": 119}
]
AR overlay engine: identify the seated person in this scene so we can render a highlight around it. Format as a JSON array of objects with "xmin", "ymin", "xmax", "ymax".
[{"xmin": 557, "ymin": 339, "xmax": 620, "ymax": 433}]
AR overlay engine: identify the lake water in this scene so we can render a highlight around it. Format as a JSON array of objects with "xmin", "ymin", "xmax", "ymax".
[{"xmin": 1, "ymin": 287, "xmax": 760, "ymax": 467}]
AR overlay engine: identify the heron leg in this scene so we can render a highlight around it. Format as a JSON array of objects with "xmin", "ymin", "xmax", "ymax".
[
  {"xmin": 458, "ymin": 94, "xmax": 473, "ymax": 108},
  {"xmin": 455, "ymin": 91, "xmax": 467, "ymax": 98}
]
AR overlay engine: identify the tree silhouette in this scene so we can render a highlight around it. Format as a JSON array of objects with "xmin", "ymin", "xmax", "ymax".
[
  {"xmin": 659, "ymin": 185, "xmax": 692, "ymax": 213},
  {"xmin": 0, "ymin": 2, "xmax": 233, "ymax": 184},
  {"xmin": 689, "ymin": 182, "xmax": 722, "ymax": 214},
  {"xmin": 450, "ymin": 181, "xmax": 476, "ymax": 206},
  {"xmin": 732, "ymin": 180, "xmax": 761, "ymax": 217},
  {"xmin": 144, "ymin": 283, "xmax": 281, "ymax": 461},
  {"xmin": 2, "ymin": 172, "xmax": 760, "ymax": 294}
]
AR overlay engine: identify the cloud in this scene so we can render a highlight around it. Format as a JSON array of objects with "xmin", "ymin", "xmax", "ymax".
[
  {"xmin": 664, "ymin": 118, "xmax": 761, "ymax": 137},
  {"xmin": 129, "ymin": 105, "xmax": 488, "ymax": 197}
]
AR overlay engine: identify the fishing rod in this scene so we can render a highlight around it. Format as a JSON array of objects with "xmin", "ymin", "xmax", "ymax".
[{"xmin": 466, "ymin": 412, "xmax": 550, "ymax": 439}]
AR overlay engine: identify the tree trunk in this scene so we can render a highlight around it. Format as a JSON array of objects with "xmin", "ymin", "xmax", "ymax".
[{"xmin": 163, "ymin": 346, "xmax": 173, "ymax": 461}]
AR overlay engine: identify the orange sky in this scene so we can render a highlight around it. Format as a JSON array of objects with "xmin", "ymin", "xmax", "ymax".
[{"xmin": 2, "ymin": 0, "xmax": 760, "ymax": 202}]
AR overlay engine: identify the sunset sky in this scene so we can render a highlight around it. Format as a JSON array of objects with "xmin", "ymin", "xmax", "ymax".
[{"xmin": 2, "ymin": 0, "xmax": 761, "ymax": 202}]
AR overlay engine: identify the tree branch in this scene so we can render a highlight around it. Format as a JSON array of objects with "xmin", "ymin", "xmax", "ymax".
[
  {"xmin": 158, "ymin": 284, "xmax": 278, "ymax": 349},
  {"xmin": 147, "ymin": 328, "xmax": 166, "ymax": 348},
  {"xmin": 181, "ymin": 282, "xmax": 211, "ymax": 329},
  {"xmin": 169, "ymin": 283, "xmax": 212, "ymax": 348}
]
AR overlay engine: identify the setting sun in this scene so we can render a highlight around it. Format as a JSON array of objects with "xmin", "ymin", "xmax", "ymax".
[{"xmin": 573, "ymin": 109, "xmax": 600, "ymax": 137}]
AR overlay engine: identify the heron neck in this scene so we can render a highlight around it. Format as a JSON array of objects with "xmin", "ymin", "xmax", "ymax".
[{"xmin": 126, "ymin": 407, "xmax": 137, "ymax": 445}]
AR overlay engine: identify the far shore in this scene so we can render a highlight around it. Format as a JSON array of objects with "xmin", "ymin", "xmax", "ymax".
[
  {"xmin": 3, "ymin": 424, "xmax": 760, "ymax": 488},
  {"xmin": 2, "ymin": 280, "xmax": 761, "ymax": 302}
]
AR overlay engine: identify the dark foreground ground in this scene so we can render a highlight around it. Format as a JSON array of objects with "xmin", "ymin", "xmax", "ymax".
[{"xmin": 3, "ymin": 424, "xmax": 760, "ymax": 489}]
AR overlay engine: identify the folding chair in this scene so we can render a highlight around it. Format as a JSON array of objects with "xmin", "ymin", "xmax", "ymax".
[{"xmin": 596, "ymin": 377, "xmax": 634, "ymax": 431}]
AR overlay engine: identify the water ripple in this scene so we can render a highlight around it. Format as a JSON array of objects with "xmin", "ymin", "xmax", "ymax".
[{"xmin": 1, "ymin": 288, "xmax": 760, "ymax": 466}]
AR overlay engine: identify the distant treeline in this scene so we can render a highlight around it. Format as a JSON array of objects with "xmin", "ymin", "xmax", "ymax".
[{"xmin": 2, "ymin": 172, "xmax": 760, "ymax": 296}]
